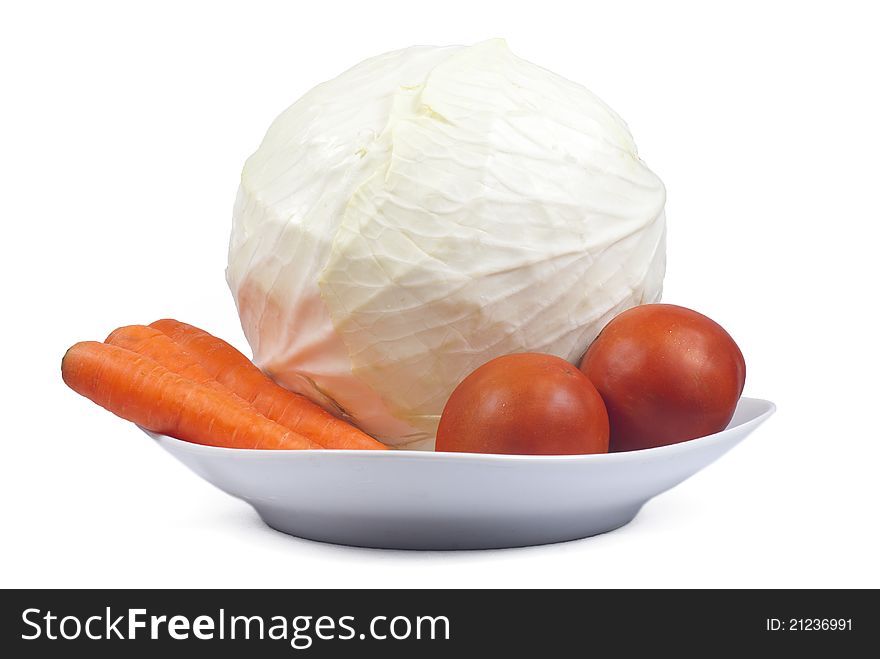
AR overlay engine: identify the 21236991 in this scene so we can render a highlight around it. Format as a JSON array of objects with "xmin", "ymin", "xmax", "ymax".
[{"xmin": 766, "ymin": 618, "xmax": 853, "ymax": 631}]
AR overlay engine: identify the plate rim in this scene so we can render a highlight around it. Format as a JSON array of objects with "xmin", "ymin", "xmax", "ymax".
[{"xmin": 144, "ymin": 396, "xmax": 775, "ymax": 465}]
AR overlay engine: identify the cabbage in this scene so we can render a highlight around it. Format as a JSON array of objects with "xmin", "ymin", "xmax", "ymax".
[{"xmin": 227, "ymin": 39, "xmax": 666, "ymax": 450}]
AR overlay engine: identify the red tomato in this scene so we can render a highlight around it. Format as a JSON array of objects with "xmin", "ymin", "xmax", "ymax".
[
  {"xmin": 580, "ymin": 304, "xmax": 746, "ymax": 452},
  {"xmin": 436, "ymin": 353, "xmax": 609, "ymax": 455}
]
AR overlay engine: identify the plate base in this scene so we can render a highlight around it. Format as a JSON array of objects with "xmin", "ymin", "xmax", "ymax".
[{"xmin": 255, "ymin": 503, "xmax": 643, "ymax": 550}]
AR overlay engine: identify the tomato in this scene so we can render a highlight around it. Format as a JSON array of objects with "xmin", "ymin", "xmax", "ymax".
[
  {"xmin": 579, "ymin": 304, "xmax": 746, "ymax": 452},
  {"xmin": 436, "ymin": 353, "xmax": 609, "ymax": 455}
]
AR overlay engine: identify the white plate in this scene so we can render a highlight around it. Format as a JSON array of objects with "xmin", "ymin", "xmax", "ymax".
[{"xmin": 146, "ymin": 397, "xmax": 775, "ymax": 550}]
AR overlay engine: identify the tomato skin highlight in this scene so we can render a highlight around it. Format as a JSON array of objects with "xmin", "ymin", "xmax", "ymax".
[
  {"xmin": 580, "ymin": 304, "xmax": 746, "ymax": 452},
  {"xmin": 436, "ymin": 353, "xmax": 609, "ymax": 455}
]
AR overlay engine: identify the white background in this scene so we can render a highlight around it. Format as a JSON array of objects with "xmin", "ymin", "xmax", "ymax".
[{"xmin": 2, "ymin": 0, "xmax": 878, "ymax": 588}]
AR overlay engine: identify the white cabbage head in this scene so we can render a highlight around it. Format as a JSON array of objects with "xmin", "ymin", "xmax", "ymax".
[{"xmin": 227, "ymin": 39, "xmax": 666, "ymax": 450}]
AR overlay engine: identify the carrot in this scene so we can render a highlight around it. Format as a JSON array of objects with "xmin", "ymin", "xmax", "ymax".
[
  {"xmin": 105, "ymin": 324, "xmax": 317, "ymax": 444},
  {"xmin": 106, "ymin": 325, "xmax": 228, "ymax": 392},
  {"xmin": 149, "ymin": 319, "xmax": 388, "ymax": 450},
  {"xmin": 62, "ymin": 341, "xmax": 321, "ymax": 450}
]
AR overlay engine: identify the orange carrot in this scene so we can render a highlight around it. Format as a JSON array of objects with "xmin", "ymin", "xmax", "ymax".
[
  {"xmin": 149, "ymin": 319, "xmax": 388, "ymax": 450},
  {"xmin": 105, "ymin": 324, "xmax": 315, "ymax": 443},
  {"xmin": 62, "ymin": 341, "xmax": 321, "ymax": 450},
  {"xmin": 106, "ymin": 325, "xmax": 229, "ymax": 392}
]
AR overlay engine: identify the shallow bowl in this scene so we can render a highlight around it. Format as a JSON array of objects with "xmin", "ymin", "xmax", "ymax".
[{"xmin": 146, "ymin": 397, "xmax": 775, "ymax": 549}]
